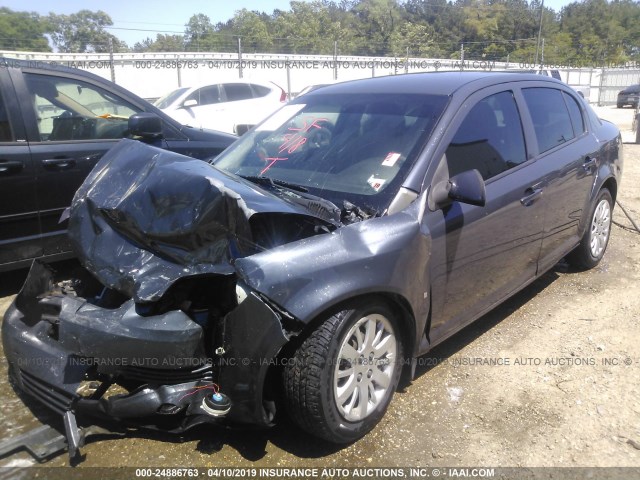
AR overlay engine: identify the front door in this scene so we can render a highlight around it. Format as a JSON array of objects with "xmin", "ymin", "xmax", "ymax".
[
  {"xmin": 13, "ymin": 69, "xmax": 142, "ymax": 256},
  {"xmin": 0, "ymin": 68, "xmax": 40, "ymax": 266},
  {"xmin": 426, "ymin": 88, "xmax": 546, "ymax": 344}
]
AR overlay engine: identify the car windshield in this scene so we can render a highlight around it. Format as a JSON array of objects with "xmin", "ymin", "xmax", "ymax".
[
  {"xmin": 213, "ymin": 92, "xmax": 448, "ymax": 213},
  {"xmin": 154, "ymin": 87, "xmax": 189, "ymax": 109}
]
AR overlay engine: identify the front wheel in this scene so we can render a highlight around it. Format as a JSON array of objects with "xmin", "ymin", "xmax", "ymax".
[
  {"xmin": 283, "ymin": 299, "xmax": 403, "ymax": 443},
  {"xmin": 567, "ymin": 188, "xmax": 613, "ymax": 270}
]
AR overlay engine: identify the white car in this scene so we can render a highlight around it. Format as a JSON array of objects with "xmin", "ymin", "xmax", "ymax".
[{"xmin": 154, "ymin": 80, "xmax": 287, "ymax": 135}]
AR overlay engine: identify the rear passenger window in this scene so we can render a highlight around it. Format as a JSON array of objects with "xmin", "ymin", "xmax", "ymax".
[
  {"xmin": 446, "ymin": 91, "xmax": 527, "ymax": 181},
  {"xmin": 585, "ymin": 103, "xmax": 602, "ymax": 128},
  {"xmin": 0, "ymin": 90, "xmax": 13, "ymax": 141},
  {"xmin": 250, "ymin": 84, "xmax": 271, "ymax": 98},
  {"xmin": 523, "ymin": 88, "xmax": 575, "ymax": 154},
  {"xmin": 563, "ymin": 92, "xmax": 585, "ymax": 137},
  {"xmin": 223, "ymin": 83, "xmax": 253, "ymax": 101}
]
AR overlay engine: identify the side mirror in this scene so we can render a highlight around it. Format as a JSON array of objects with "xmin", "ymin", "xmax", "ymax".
[
  {"xmin": 431, "ymin": 169, "xmax": 486, "ymax": 208},
  {"xmin": 128, "ymin": 112, "xmax": 163, "ymax": 139},
  {"xmin": 182, "ymin": 99, "xmax": 198, "ymax": 108}
]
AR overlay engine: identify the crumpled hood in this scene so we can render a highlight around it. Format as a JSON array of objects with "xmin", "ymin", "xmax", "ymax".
[{"xmin": 68, "ymin": 139, "xmax": 334, "ymax": 302}]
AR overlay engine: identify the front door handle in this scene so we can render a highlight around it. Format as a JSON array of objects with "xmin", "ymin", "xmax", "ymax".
[
  {"xmin": 42, "ymin": 157, "xmax": 77, "ymax": 169},
  {"xmin": 520, "ymin": 187, "xmax": 543, "ymax": 207},
  {"xmin": 0, "ymin": 159, "xmax": 24, "ymax": 174}
]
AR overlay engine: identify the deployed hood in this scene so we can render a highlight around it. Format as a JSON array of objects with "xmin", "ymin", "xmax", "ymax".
[{"xmin": 69, "ymin": 139, "xmax": 336, "ymax": 302}]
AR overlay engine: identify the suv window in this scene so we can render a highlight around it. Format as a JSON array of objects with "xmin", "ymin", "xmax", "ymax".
[
  {"xmin": 446, "ymin": 91, "xmax": 527, "ymax": 181},
  {"xmin": 250, "ymin": 84, "xmax": 271, "ymax": 98},
  {"xmin": 523, "ymin": 88, "xmax": 575, "ymax": 154},
  {"xmin": 0, "ymin": 90, "xmax": 12, "ymax": 141},
  {"xmin": 187, "ymin": 85, "xmax": 221, "ymax": 106},
  {"xmin": 223, "ymin": 83, "xmax": 253, "ymax": 102},
  {"xmin": 24, "ymin": 73, "xmax": 139, "ymax": 141}
]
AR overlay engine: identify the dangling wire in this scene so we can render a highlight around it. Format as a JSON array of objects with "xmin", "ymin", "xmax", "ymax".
[{"xmin": 177, "ymin": 383, "xmax": 220, "ymax": 403}]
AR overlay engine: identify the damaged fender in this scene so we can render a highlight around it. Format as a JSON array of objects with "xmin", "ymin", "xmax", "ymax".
[{"xmin": 235, "ymin": 198, "xmax": 433, "ymax": 357}]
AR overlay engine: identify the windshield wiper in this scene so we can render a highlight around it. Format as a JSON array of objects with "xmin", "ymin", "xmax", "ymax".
[
  {"xmin": 239, "ymin": 175, "xmax": 343, "ymax": 225},
  {"xmin": 239, "ymin": 175, "xmax": 309, "ymax": 193}
]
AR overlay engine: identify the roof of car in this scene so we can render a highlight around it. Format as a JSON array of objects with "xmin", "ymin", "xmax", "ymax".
[
  {"xmin": 180, "ymin": 79, "xmax": 278, "ymax": 91},
  {"xmin": 304, "ymin": 71, "xmax": 562, "ymax": 97}
]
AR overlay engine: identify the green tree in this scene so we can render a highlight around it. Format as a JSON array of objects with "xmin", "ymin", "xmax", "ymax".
[
  {"xmin": 0, "ymin": 8, "xmax": 50, "ymax": 51},
  {"xmin": 269, "ymin": 1, "xmax": 357, "ymax": 54},
  {"xmin": 47, "ymin": 10, "xmax": 127, "ymax": 53},
  {"xmin": 133, "ymin": 34, "xmax": 185, "ymax": 53},
  {"xmin": 556, "ymin": 0, "xmax": 640, "ymax": 65},
  {"xmin": 353, "ymin": 0, "xmax": 402, "ymax": 55},
  {"xmin": 184, "ymin": 13, "xmax": 233, "ymax": 51},
  {"xmin": 231, "ymin": 9, "xmax": 273, "ymax": 52},
  {"xmin": 404, "ymin": 0, "xmax": 465, "ymax": 57},
  {"xmin": 389, "ymin": 22, "xmax": 437, "ymax": 57}
]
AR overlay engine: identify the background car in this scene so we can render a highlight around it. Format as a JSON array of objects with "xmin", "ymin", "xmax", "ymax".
[
  {"xmin": 155, "ymin": 80, "xmax": 287, "ymax": 135},
  {"xmin": 0, "ymin": 58, "xmax": 236, "ymax": 272},
  {"xmin": 616, "ymin": 84, "xmax": 640, "ymax": 108},
  {"xmin": 3, "ymin": 72, "xmax": 622, "ymax": 453},
  {"xmin": 524, "ymin": 68, "xmax": 589, "ymax": 98}
]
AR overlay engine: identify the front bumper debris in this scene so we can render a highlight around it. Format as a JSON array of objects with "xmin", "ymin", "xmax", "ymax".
[{"xmin": 2, "ymin": 261, "xmax": 292, "ymax": 461}]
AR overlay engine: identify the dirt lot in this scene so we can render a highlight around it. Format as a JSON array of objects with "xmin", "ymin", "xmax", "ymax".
[{"xmin": 0, "ymin": 106, "xmax": 639, "ymax": 477}]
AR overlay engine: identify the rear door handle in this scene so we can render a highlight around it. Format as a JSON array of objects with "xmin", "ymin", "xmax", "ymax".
[
  {"xmin": 42, "ymin": 157, "xmax": 77, "ymax": 169},
  {"xmin": 520, "ymin": 187, "xmax": 543, "ymax": 207},
  {"xmin": 0, "ymin": 159, "xmax": 24, "ymax": 174},
  {"xmin": 582, "ymin": 157, "xmax": 597, "ymax": 172}
]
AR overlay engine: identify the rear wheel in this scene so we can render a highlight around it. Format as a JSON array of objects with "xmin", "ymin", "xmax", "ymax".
[
  {"xmin": 567, "ymin": 188, "xmax": 613, "ymax": 269},
  {"xmin": 283, "ymin": 299, "xmax": 403, "ymax": 443}
]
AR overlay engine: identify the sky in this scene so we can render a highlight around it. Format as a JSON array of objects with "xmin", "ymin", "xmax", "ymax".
[{"xmin": 4, "ymin": 0, "xmax": 577, "ymax": 47}]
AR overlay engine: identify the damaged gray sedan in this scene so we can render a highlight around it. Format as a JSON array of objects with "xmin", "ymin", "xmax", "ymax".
[{"xmin": 2, "ymin": 72, "xmax": 622, "ymax": 451}]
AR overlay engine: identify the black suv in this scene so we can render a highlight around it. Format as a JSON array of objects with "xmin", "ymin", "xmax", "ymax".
[
  {"xmin": 0, "ymin": 58, "xmax": 236, "ymax": 271},
  {"xmin": 617, "ymin": 84, "xmax": 640, "ymax": 108}
]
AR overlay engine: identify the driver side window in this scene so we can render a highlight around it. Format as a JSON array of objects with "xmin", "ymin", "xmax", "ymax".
[
  {"xmin": 446, "ymin": 91, "xmax": 527, "ymax": 181},
  {"xmin": 24, "ymin": 73, "xmax": 139, "ymax": 141}
]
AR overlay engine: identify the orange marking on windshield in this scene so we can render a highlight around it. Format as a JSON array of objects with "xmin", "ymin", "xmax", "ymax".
[
  {"xmin": 278, "ymin": 117, "xmax": 328, "ymax": 154},
  {"xmin": 260, "ymin": 157, "xmax": 289, "ymax": 175}
]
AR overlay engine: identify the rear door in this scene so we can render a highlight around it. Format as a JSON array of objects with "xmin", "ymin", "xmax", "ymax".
[
  {"xmin": 11, "ymin": 67, "xmax": 143, "ymax": 256},
  {"xmin": 520, "ymin": 87, "xmax": 597, "ymax": 273},
  {"xmin": 180, "ymin": 85, "xmax": 226, "ymax": 131},
  {"xmin": 220, "ymin": 83, "xmax": 263, "ymax": 132},
  {"xmin": 0, "ymin": 67, "xmax": 40, "ymax": 266}
]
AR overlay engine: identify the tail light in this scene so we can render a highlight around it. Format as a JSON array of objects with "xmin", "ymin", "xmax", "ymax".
[{"xmin": 279, "ymin": 88, "xmax": 287, "ymax": 103}]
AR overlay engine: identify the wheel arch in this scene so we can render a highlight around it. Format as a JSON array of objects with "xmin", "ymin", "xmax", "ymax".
[
  {"xmin": 601, "ymin": 176, "xmax": 617, "ymax": 203},
  {"xmin": 300, "ymin": 291, "xmax": 415, "ymax": 356},
  {"xmin": 267, "ymin": 291, "xmax": 417, "ymax": 398}
]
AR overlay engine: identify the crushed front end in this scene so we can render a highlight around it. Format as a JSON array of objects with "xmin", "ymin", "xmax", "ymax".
[{"xmin": 2, "ymin": 140, "xmax": 333, "ymax": 455}]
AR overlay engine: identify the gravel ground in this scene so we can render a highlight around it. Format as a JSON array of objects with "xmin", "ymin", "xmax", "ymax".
[{"xmin": 0, "ymin": 105, "xmax": 638, "ymax": 478}]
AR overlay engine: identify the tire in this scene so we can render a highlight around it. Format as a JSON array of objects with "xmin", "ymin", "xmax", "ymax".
[
  {"xmin": 616, "ymin": 103, "xmax": 623, "ymax": 109},
  {"xmin": 567, "ymin": 188, "xmax": 613, "ymax": 270},
  {"xmin": 283, "ymin": 298, "xmax": 403, "ymax": 443}
]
